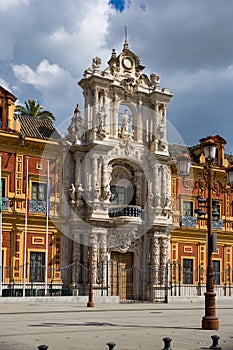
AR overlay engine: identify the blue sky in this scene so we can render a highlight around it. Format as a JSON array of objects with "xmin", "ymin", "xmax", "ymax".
[
  {"xmin": 109, "ymin": 0, "xmax": 126, "ymax": 12},
  {"xmin": 1, "ymin": 0, "xmax": 233, "ymax": 151}
]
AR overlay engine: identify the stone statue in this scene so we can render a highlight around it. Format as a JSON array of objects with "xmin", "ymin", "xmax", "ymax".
[
  {"xmin": 119, "ymin": 110, "xmax": 134, "ymax": 140},
  {"xmin": 69, "ymin": 183, "xmax": 76, "ymax": 204},
  {"xmin": 92, "ymin": 57, "xmax": 101, "ymax": 70},
  {"xmin": 122, "ymin": 110, "xmax": 130, "ymax": 133}
]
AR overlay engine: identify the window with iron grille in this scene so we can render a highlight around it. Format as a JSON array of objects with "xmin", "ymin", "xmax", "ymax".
[
  {"xmin": 30, "ymin": 252, "xmax": 45, "ymax": 282},
  {"xmin": 183, "ymin": 258, "xmax": 193, "ymax": 284},
  {"xmin": 213, "ymin": 260, "xmax": 220, "ymax": 285}
]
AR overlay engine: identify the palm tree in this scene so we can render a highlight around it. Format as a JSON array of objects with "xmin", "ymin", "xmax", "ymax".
[{"xmin": 15, "ymin": 99, "xmax": 55, "ymax": 122}]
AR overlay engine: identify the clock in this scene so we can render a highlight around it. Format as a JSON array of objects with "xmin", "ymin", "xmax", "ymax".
[{"xmin": 122, "ymin": 56, "xmax": 133, "ymax": 70}]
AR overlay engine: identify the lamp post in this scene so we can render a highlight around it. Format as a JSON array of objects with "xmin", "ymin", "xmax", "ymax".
[
  {"xmin": 177, "ymin": 141, "xmax": 220, "ymax": 330},
  {"xmin": 87, "ymin": 233, "xmax": 95, "ymax": 307},
  {"xmin": 201, "ymin": 140, "xmax": 219, "ymax": 330}
]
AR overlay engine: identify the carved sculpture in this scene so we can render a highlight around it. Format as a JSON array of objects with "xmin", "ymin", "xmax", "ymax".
[
  {"xmin": 92, "ymin": 57, "xmax": 101, "ymax": 70},
  {"xmin": 118, "ymin": 110, "xmax": 134, "ymax": 140},
  {"xmin": 68, "ymin": 104, "xmax": 83, "ymax": 144},
  {"xmin": 69, "ymin": 183, "xmax": 76, "ymax": 204}
]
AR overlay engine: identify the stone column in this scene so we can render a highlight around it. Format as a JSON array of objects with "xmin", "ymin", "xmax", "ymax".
[
  {"xmin": 151, "ymin": 235, "xmax": 160, "ymax": 285},
  {"xmin": 135, "ymin": 170, "xmax": 143, "ymax": 207},
  {"xmin": 153, "ymin": 165, "xmax": 161, "ymax": 208},
  {"xmin": 111, "ymin": 96, "xmax": 118, "ymax": 138},
  {"xmin": 152, "ymin": 104, "xmax": 157, "ymax": 140},
  {"xmin": 92, "ymin": 235, "xmax": 98, "ymax": 285},
  {"xmin": 160, "ymin": 237, "xmax": 169, "ymax": 284},
  {"xmin": 74, "ymin": 152, "xmax": 84, "ymax": 188},
  {"xmin": 161, "ymin": 166, "xmax": 166, "ymax": 207},
  {"xmin": 137, "ymin": 100, "xmax": 143, "ymax": 142},
  {"xmin": 91, "ymin": 156, "xmax": 99, "ymax": 200},
  {"xmin": 94, "ymin": 87, "xmax": 98, "ymax": 130},
  {"xmin": 99, "ymin": 230, "xmax": 108, "ymax": 288},
  {"xmin": 161, "ymin": 104, "xmax": 167, "ymax": 141},
  {"xmin": 71, "ymin": 240, "xmax": 80, "ymax": 296}
]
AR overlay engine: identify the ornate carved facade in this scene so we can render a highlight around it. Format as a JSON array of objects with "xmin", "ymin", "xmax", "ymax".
[{"xmin": 62, "ymin": 39, "xmax": 173, "ymax": 300}]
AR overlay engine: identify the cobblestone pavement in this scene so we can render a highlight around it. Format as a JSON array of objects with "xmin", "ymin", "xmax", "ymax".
[{"xmin": 0, "ymin": 298, "xmax": 233, "ymax": 350}]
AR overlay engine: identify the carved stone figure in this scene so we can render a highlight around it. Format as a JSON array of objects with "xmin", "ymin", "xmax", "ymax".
[
  {"xmin": 102, "ymin": 165, "xmax": 112, "ymax": 201},
  {"xmin": 69, "ymin": 183, "xmax": 76, "ymax": 204},
  {"xmin": 92, "ymin": 57, "xmax": 101, "ymax": 70},
  {"xmin": 68, "ymin": 104, "xmax": 83, "ymax": 143},
  {"xmin": 150, "ymin": 73, "xmax": 160, "ymax": 87},
  {"xmin": 118, "ymin": 110, "xmax": 134, "ymax": 140}
]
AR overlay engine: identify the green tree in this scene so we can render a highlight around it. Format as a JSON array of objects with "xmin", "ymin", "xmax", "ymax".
[{"xmin": 15, "ymin": 99, "xmax": 55, "ymax": 122}]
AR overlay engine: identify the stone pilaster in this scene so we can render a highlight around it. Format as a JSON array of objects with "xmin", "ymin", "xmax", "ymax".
[{"xmin": 151, "ymin": 235, "xmax": 160, "ymax": 285}]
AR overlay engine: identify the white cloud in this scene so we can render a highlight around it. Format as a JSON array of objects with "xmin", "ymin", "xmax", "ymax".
[
  {"xmin": 2, "ymin": 0, "xmax": 233, "ymax": 149},
  {"xmin": 12, "ymin": 60, "xmax": 70, "ymax": 89},
  {"xmin": 0, "ymin": 0, "xmax": 30, "ymax": 12},
  {"xmin": 0, "ymin": 78, "xmax": 12, "ymax": 92},
  {"xmin": 12, "ymin": 60, "xmax": 78, "ymax": 121},
  {"xmin": 40, "ymin": 0, "xmax": 112, "ymax": 75}
]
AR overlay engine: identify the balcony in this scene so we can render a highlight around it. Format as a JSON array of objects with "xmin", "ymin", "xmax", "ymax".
[
  {"xmin": 180, "ymin": 215, "xmax": 223, "ymax": 229},
  {"xmin": 212, "ymin": 219, "xmax": 223, "ymax": 230},
  {"xmin": 2, "ymin": 198, "xmax": 9, "ymax": 211},
  {"xmin": 29, "ymin": 200, "xmax": 46, "ymax": 213},
  {"xmin": 180, "ymin": 216, "xmax": 197, "ymax": 227},
  {"xmin": 109, "ymin": 205, "xmax": 142, "ymax": 224}
]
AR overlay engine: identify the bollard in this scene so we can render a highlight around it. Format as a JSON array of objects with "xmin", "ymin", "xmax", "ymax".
[
  {"xmin": 37, "ymin": 345, "xmax": 49, "ymax": 350},
  {"xmin": 162, "ymin": 337, "xmax": 172, "ymax": 350},
  {"xmin": 209, "ymin": 335, "xmax": 221, "ymax": 349},
  {"xmin": 106, "ymin": 341, "xmax": 116, "ymax": 349}
]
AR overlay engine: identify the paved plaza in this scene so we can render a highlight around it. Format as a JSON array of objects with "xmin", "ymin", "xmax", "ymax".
[{"xmin": 0, "ymin": 298, "xmax": 233, "ymax": 350}]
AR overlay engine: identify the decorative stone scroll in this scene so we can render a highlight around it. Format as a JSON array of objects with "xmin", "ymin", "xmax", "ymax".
[{"xmin": 107, "ymin": 229, "xmax": 138, "ymax": 252}]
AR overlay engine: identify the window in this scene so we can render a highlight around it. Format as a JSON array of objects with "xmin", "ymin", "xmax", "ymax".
[
  {"xmin": 213, "ymin": 148, "xmax": 219, "ymax": 166},
  {"xmin": 30, "ymin": 252, "xmax": 45, "ymax": 282},
  {"xmin": 212, "ymin": 199, "xmax": 220, "ymax": 221},
  {"xmin": 111, "ymin": 184, "xmax": 135, "ymax": 206},
  {"xmin": 183, "ymin": 201, "xmax": 193, "ymax": 216},
  {"xmin": 32, "ymin": 182, "xmax": 46, "ymax": 201},
  {"xmin": 1, "ymin": 178, "xmax": 6, "ymax": 198},
  {"xmin": 183, "ymin": 258, "xmax": 193, "ymax": 284},
  {"xmin": 213, "ymin": 260, "xmax": 220, "ymax": 285}
]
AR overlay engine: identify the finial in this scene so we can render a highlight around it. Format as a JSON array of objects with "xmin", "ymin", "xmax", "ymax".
[{"xmin": 123, "ymin": 25, "xmax": 129, "ymax": 50}]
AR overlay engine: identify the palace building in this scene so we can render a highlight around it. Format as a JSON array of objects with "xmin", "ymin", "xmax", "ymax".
[
  {"xmin": 62, "ymin": 38, "xmax": 174, "ymax": 301},
  {"xmin": 62, "ymin": 40, "xmax": 233, "ymax": 302},
  {"xmin": 1, "ymin": 41, "xmax": 233, "ymax": 303},
  {"xmin": 0, "ymin": 86, "xmax": 63, "ymax": 296},
  {"xmin": 170, "ymin": 135, "xmax": 233, "ymax": 298}
]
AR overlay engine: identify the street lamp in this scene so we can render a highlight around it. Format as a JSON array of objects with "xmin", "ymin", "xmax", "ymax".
[
  {"xmin": 201, "ymin": 140, "xmax": 219, "ymax": 330},
  {"xmin": 177, "ymin": 141, "xmax": 220, "ymax": 330}
]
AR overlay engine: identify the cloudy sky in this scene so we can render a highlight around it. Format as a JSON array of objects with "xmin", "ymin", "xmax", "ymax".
[{"xmin": 1, "ymin": 0, "xmax": 233, "ymax": 151}]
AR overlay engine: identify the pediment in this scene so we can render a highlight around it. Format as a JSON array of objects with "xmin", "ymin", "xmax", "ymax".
[{"xmin": 104, "ymin": 43, "xmax": 155, "ymax": 90}]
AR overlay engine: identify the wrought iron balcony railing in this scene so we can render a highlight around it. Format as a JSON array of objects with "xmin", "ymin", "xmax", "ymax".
[
  {"xmin": 29, "ymin": 200, "xmax": 46, "ymax": 213},
  {"xmin": 2, "ymin": 198, "xmax": 9, "ymax": 211},
  {"xmin": 109, "ymin": 205, "xmax": 142, "ymax": 219},
  {"xmin": 180, "ymin": 216, "xmax": 197, "ymax": 227},
  {"xmin": 212, "ymin": 220, "xmax": 223, "ymax": 230},
  {"xmin": 180, "ymin": 215, "xmax": 223, "ymax": 229}
]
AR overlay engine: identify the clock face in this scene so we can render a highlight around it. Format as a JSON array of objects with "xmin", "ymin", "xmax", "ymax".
[{"xmin": 122, "ymin": 56, "xmax": 133, "ymax": 70}]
